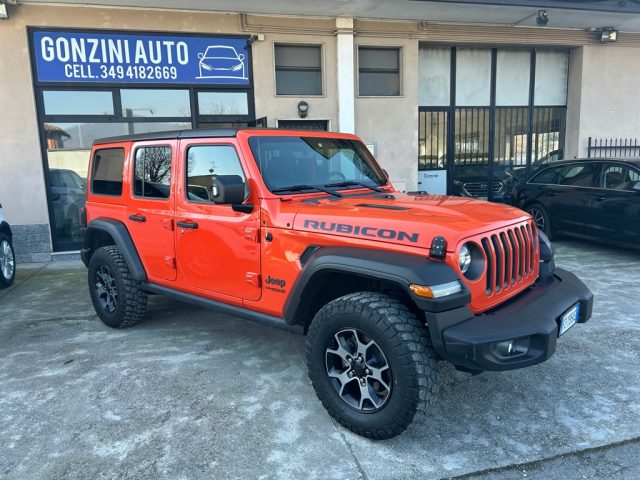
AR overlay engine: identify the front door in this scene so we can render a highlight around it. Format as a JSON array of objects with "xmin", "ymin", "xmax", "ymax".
[
  {"xmin": 174, "ymin": 139, "xmax": 261, "ymax": 300},
  {"xmin": 591, "ymin": 162, "xmax": 640, "ymax": 243},
  {"xmin": 551, "ymin": 163, "xmax": 598, "ymax": 233},
  {"xmin": 127, "ymin": 141, "xmax": 177, "ymax": 282}
]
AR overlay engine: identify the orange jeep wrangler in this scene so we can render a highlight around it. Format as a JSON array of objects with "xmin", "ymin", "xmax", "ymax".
[{"xmin": 82, "ymin": 128, "xmax": 593, "ymax": 439}]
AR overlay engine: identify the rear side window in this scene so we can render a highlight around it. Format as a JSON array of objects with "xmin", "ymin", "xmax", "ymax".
[
  {"xmin": 558, "ymin": 164, "xmax": 596, "ymax": 187},
  {"xmin": 529, "ymin": 166, "xmax": 562, "ymax": 185},
  {"xmin": 133, "ymin": 146, "xmax": 172, "ymax": 199},
  {"xmin": 91, "ymin": 148, "xmax": 125, "ymax": 196},
  {"xmin": 601, "ymin": 163, "xmax": 640, "ymax": 191}
]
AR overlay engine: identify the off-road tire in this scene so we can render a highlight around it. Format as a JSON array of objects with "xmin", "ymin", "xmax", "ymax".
[
  {"xmin": 0, "ymin": 233, "xmax": 16, "ymax": 289},
  {"xmin": 526, "ymin": 203, "xmax": 554, "ymax": 239},
  {"xmin": 306, "ymin": 292, "xmax": 439, "ymax": 439},
  {"xmin": 88, "ymin": 246, "xmax": 147, "ymax": 328}
]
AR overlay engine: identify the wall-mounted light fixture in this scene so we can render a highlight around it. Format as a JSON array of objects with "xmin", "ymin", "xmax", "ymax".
[
  {"xmin": 600, "ymin": 27, "xmax": 618, "ymax": 43},
  {"xmin": 297, "ymin": 101, "xmax": 309, "ymax": 118},
  {"xmin": 536, "ymin": 10, "xmax": 549, "ymax": 26},
  {"xmin": 0, "ymin": 4, "xmax": 9, "ymax": 20}
]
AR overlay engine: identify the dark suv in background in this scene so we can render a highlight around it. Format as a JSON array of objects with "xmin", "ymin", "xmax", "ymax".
[{"xmin": 510, "ymin": 158, "xmax": 640, "ymax": 246}]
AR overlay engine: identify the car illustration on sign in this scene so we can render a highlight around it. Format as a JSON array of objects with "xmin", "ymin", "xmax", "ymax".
[{"xmin": 196, "ymin": 46, "xmax": 247, "ymax": 80}]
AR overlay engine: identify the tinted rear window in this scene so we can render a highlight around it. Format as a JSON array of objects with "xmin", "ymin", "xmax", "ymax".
[{"xmin": 92, "ymin": 148, "xmax": 125, "ymax": 196}]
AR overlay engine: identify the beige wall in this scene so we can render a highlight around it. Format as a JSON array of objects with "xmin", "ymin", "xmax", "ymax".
[
  {"xmin": 355, "ymin": 37, "xmax": 419, "ymax": 192},
  {"xmin": 565, "ymin": 45, "xmax": 640, "ymax": 158},
  {"xmin": 252, "ymin": 33, "xmax": 338, "ymax": 129}
]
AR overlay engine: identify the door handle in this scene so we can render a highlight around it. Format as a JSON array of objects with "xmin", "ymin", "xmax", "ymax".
[
  {"xmin": 129, "ymin": 214, "xmax": 146, "ymax": 222},
  {"xmin": 596, "ymin": 196, "xmax": 607, "ymax": 201},
  {"xmin": 548, "ymin": 191, "xmax": 558, "ymax": 197},
  {"xmin": 176, "ymin": 220, "xmax": 199, "ymax": 230}
]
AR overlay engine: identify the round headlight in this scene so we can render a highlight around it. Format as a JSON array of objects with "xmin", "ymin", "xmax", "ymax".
[{"xmin": 459, "ymin": 244, "xmax": 472, "ymax": 274}]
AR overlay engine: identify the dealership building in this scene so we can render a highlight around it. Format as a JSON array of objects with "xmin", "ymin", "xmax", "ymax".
[{"xmin": 1, "ymin": 0, "xmax": 639, "ymax": 262}]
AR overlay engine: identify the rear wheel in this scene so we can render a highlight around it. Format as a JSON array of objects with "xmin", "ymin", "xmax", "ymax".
[
  {"xmin": 306, "ymin": 292, "xmax": 439, "ymax": 439},
  {"xmin": 526, "ymin": 203, "xmax": 554, "ymax": 239},
  {"xmin": 88, "ymin": 246, "xmax": 147, "ymax": 328},
  {"xmin": 0, "ymin": 234, "xmax": 16, "ymax": 288}
]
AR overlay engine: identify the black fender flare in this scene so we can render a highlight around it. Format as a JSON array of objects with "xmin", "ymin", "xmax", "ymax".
[
  {"xmin": 282, "ymin": 246, "xmax": 469, "ymax": 325},
  {"xmin": 82, "ymin": 218, "xmax": 147, "ymax": 282}
]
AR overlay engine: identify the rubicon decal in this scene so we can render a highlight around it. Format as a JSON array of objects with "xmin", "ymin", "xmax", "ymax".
[{"xmin": 303, "ymin": 220, "xmax": 419, "ymax": 243}]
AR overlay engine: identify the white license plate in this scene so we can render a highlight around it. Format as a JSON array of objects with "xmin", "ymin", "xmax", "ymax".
[{"xmin": 559, "ymin": 303, "xmax": 580, "ymax": 337}]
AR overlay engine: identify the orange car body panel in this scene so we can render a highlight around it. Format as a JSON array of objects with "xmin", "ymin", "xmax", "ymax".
[{"xmin": 86, "ymin": 129, "xmax": 540, "ymax": 319}]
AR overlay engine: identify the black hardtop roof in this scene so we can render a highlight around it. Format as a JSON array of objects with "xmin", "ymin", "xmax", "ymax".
[
  {"xmin": 93, "ymin": 128, "xmax": 240, "ymax": 145},
  {"xmin": 92, "ymin": 127, "xmax": 345, "ymax": 146}
]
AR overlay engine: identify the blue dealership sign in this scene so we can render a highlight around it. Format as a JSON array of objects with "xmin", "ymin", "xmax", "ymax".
[{"xmin": 31, "ymin": 30, "xmax": 250, "ymax": 85}]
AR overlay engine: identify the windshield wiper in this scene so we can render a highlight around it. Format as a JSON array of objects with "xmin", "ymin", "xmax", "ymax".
[
  {"xmin": 323, "ymin": 181, "xmax": 383, "ymax": 192},
  {"xmin": 272, "ymin": 184, "xmax": 343, "ymax": 197}
]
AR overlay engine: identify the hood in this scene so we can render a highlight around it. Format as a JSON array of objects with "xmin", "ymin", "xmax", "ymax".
[{"xmin": 288, "ymin": 192, "xmax": 530, "ymax": 251}]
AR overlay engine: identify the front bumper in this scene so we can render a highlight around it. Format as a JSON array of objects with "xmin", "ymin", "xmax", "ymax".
[{"xmin": 425, "ymin": 268, "xmax": 593, "ymax": 372}]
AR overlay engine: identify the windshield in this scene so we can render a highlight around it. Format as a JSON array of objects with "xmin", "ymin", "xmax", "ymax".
[{"xmin": 248, "ymin": 136, "xmax": 387, "ymax": 193}]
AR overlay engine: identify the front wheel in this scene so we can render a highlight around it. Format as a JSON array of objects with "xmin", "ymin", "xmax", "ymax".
[
  {"xmin": 0, "ymin": 233, "xmax": 16, "ymax": 288},
  {"xmin": 306, "ymin": 292, "xmax": 439, "ymax": 439},
  {"xmin": 526, "ymin": 203, "xmax": 554, "ymax": 239}
]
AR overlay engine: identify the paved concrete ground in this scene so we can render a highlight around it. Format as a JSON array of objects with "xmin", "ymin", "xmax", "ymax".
[{"xmin": 1, "ymin": 240, "xmax": 639, "ymax": 479}]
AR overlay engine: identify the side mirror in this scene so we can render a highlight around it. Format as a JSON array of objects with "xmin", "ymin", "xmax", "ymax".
[
  {"xmin": 238, "ymin": 54, "xmax": 245, "ymax": 61},
  {"xmin": 211, "ymin": 175, "xmax": 247, "ymax": 205},
  {"xmin": 198, "ymin": 53, "xmax": 204, "ymax": 60},
  {"xmin": 632, "ymin": 180, "xmax": 640, "ymax": 193}
]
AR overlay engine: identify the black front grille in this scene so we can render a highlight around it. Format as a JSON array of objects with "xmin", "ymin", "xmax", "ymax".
[{"xmin": 463, "ymin": 182, "xmax": 503, "ymax": 198}]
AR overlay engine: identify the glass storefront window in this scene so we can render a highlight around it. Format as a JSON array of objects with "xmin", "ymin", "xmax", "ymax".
[
  {"xmin": 44, "ymin": 121, "xmax": 191, "ymax": 248},
  {"xmin": 534, "ymin": 51, "xmax": 569, "ymax": 106},
  {"xmin": 43, "ymin": 90, "xmax": 114, "ymax": 115},
  {"xmin": 198, "ymin": 91, "xmax": 249, "ymax": 115},
  {"xmin": 418, "ymin": 47, "xmax": 450, "ymax": 107},
  {"xmin": 455, "ymin": 48, "xmax": 491, "ymax": 106},
  {"xmin": 496, "ymin": 50, "xmax": 531, "ymax": 106},
  {"xmin": 121, "ymin": 89, "xmax": 191, "ymax": 118}
]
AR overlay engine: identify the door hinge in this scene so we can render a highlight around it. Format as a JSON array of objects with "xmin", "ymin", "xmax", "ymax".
[
  {"xmin": 163, "ymin": 218, "xmax": 174, "ymax": 231},
  {"xmin": 244, "ymin": 227, "xmax": 260, "ymax": 243},
  {"xmin": 245, "ymin": 272, "xmax": 260, "ymax": 287},
  {"xmin": 164, "ymin": 256, "xmax": 176, "ymax": 269}
]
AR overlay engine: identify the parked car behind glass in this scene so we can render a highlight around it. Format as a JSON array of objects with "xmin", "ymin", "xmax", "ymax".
[{"xmin": 510, "ymin": 158, "xmax": 640, "ymax": 246}]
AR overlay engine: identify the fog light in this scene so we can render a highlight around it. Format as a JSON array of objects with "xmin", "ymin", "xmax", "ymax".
[{"xmin": 495, "ymin": 338, "xmax": 530, "ymax": 357}]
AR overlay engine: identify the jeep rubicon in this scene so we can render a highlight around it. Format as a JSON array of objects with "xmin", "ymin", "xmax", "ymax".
[{"xmin": 82, "ymin": 129, "xmax": 593, "ymax": 439}]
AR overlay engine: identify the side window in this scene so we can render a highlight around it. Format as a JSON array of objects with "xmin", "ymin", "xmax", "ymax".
[
  {"xmin": 186, "ymin": 145, "xmax": 247, "ymax": 203},
  {"xmin": 558, "ymin": 164, "xmax": 596, "ymax": 187},
  {"xmin": 133, "ymin": 146, "xmax": 172, "ymax": 199},
  {"xmin": 91, "ymin": 148, "xmax": 125, "ymax": 196},
  {"xmin": 529, "ymin": 166, "xmax": 562, "ymax": 185},
  {"xmin": 602, "ymin": 164, "xmax": 640, "ymax": 191}
]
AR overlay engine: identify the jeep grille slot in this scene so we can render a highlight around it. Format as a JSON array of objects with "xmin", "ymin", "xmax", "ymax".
[{"xmin": 481, "ymin": 221, "xmax": 537, "ymax": 297}]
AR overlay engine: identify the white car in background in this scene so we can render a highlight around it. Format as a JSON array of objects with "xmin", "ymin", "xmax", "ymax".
[{"xmin": 0, "ymin": 204, "xmax": 15, "ymax": 288}]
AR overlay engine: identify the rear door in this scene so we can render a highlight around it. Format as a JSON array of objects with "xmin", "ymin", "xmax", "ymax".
[
  {"xmin": 591, "ymin": 162, "xmax": 640, "ymax": 243},
  {"xmin": 174, "ymin": 138, "xmax": 261, "ymax": 300},
  {"xmin": 551, "ymin": 162, "xmax": 599, "ymax": 233},
  {"xmin": 127, "ymin": 141, "xmax": 177, "ymax": 282}
]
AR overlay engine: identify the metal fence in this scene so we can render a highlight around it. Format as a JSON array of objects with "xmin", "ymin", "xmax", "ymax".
[{"xmin": 587, "ymin": 137, "xmax": 640, "ymax": 158}]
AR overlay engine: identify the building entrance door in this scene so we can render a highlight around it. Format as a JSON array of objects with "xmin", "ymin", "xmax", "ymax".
[{"xmin": 418, "ymin": 47, "xmax": 568, "ymax": 202}]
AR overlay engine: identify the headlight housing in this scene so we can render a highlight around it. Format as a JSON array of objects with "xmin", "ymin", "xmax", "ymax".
[
  {"xmin": 458, "ymin": 242, "xmax": 485, "ymax": 280},
  {"xmin": 458, "ymin": 244, "xmax": 472, "ymax": 274}
]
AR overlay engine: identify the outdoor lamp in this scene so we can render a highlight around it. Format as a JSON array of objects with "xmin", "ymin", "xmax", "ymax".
[
  {"xmin": 601, "ymin": 28, "xmax": 618, "ymax": 43},
  {"xmin": 297, "ymin": 101, "xmax": 309, "ymax": 118}
]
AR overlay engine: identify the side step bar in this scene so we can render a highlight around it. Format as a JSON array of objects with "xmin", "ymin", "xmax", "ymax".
[{"xmin": 142, "ymin": 282, "xmax": 304, "ymax": 335}]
